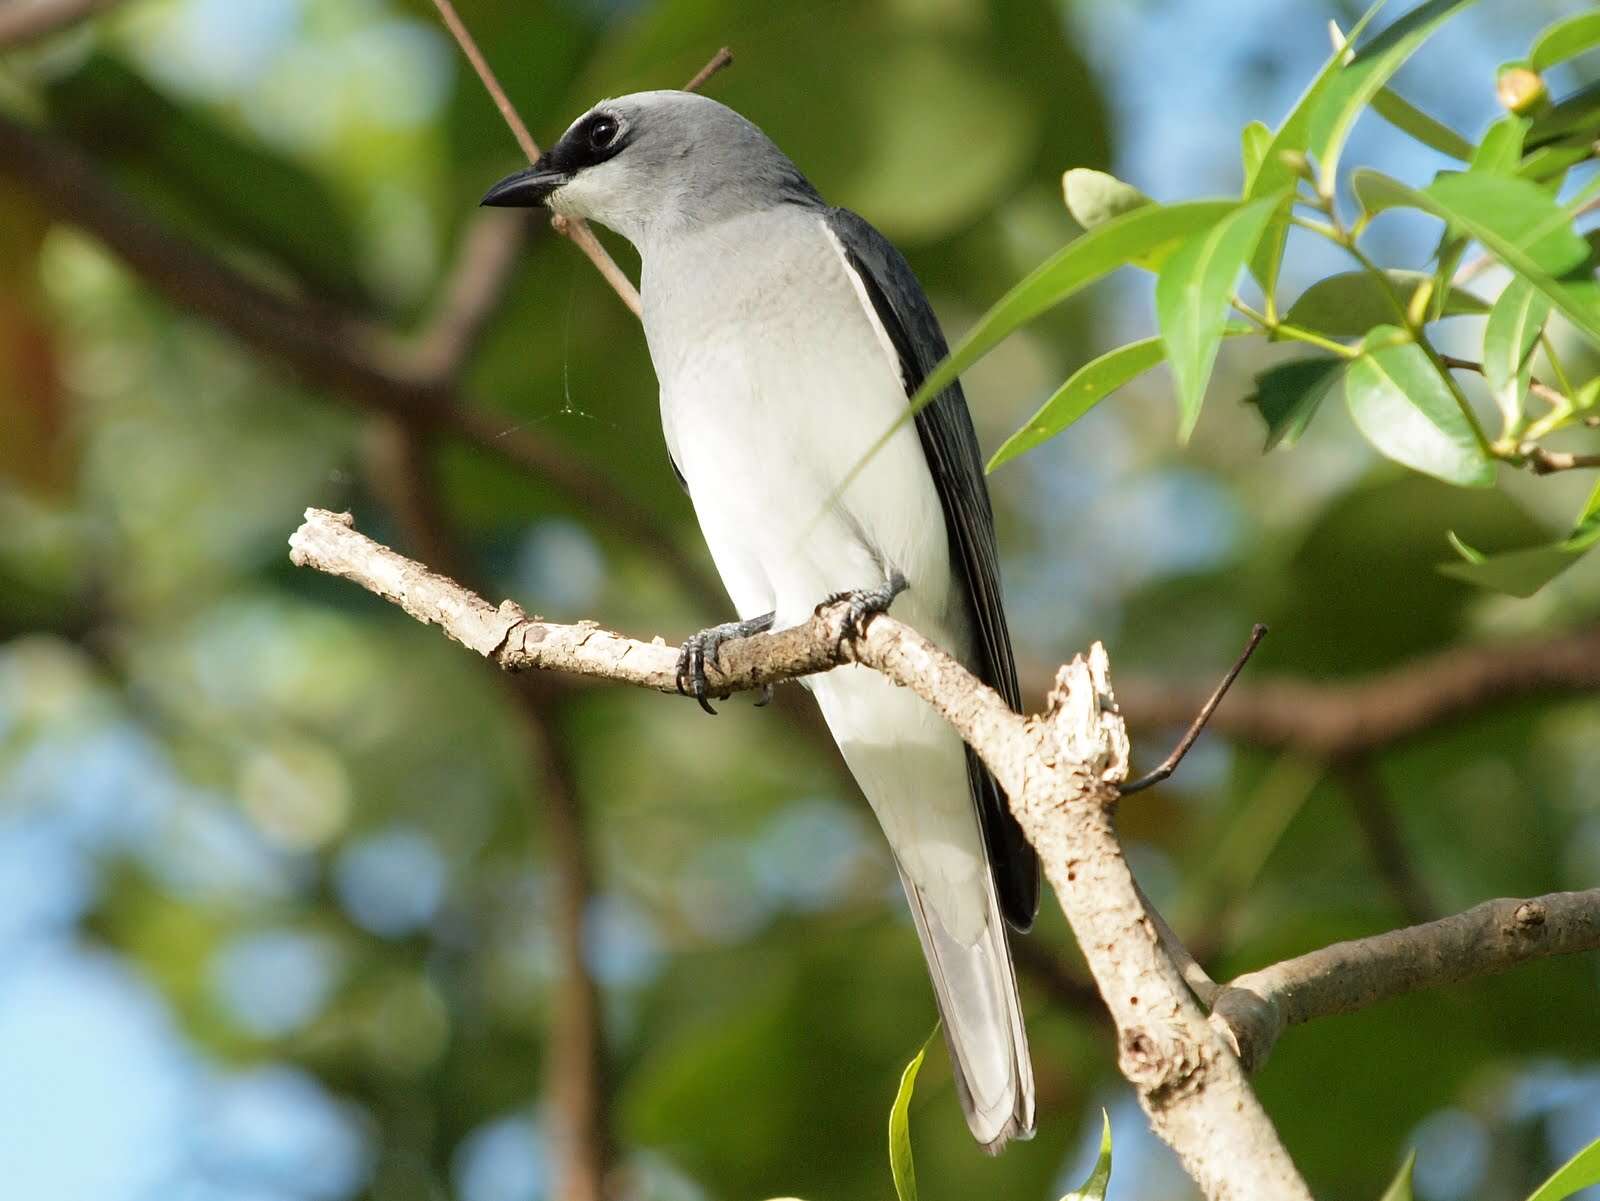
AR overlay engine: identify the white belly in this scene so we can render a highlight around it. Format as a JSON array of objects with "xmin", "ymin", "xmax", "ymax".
[{"xmin": 641, "ymin": 207, "xmax": 987, "ymax": 942}]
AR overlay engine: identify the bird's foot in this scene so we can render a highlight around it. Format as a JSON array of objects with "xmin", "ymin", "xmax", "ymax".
[
  {"xmin": 675, "ymin": 611, "xmax": 776, "ymax": 716},
  {"xmin": 821, "ymin": 570, "xmax": 909, "ymax": 652}
]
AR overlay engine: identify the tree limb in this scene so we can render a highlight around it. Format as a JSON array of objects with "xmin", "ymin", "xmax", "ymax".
[
  {"xmin": 287, "ymin": 506, "xmax": 1314, "ymax": 1201},
  {"xmin": 1110, "ymin": 625, "xmax": 1600, "ymax": 758},
  {"xmin": 1211, "ymin": 889, "xmax": 1600, "ymax": 1071}
]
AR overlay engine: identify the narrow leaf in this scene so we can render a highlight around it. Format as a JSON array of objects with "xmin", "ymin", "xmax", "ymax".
[
  {"xmin": 989, "ymin": 339, "xmax": 1166, "ymax": 471},
  {"xmin": 1157, "ymin": 195, "xmax": 1284, "ymax": 439},
  {"xmin": 1286, "ymin": 269, "xmax": 1486, "ymax": 336},
  {"xmin": 1442, "ymin": 517, "xmax": 1600, "ymax": 597},
  {"xmin": 1309, "ymin": 0, "xmax": 1481, "ymax": 185},
  {"xmin": 1241, "ymin": 120, "xmax": 1272, "ymax": 181},
  {"xmin": 1527, "ymin": 79, "xmax": 1600, "ymax": 149},
  {"xmin": 908, "ymin": 199, "xmax": 1240, "ymax": 414},
  {"xmin": 1060, "ymin": 1110, "xmax": 1113, "ymax": 1201},
  {"xmin": 1352, "ymin": 169, "xmax": 1600, "ymax": 349},
  {"xmin": 1378, "ymin": 1151, "xmax": 1416, "ymax": 1201},
  {"xmin": 1531, "ymin": 11, "xmax": 1600, "ymax": 72},
  {"xmin": 1481, "ymin": 277, "xmax": 1551, "ymax": 427},
  {"xmin": 1344, "ymin": 325, "xmax": 1494, "ymax": 486},
  {"xmin": 1246, "ymin": 0, "xmax": 1389, "ymax": 291},
  {"xmin": 1370, "ymin": 88, "xmax": 1474, "ymax": 160},
  {"xmin": 1245, "ymin": 357, "xmax": 1344, "ymax": 449},
  {"xmin": 1527, "ymin": 1134, "xmax": 1600, "ymax": 1201},
  {"xmin": 888, "ymin": 1025, "xmax": 940, "ymax": 1201},
  {"xmin": 1469, "ymin": 115, "xmax": 1529, "ymax": 175},
  {"xmin": 1064, "ymin": 169, "xmax": 1151, "ymax": 231}
]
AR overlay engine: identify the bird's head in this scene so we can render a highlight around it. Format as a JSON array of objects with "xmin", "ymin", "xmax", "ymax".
[{"xmin": 480, "ymin": 90, "xmax": 815, "ymax": 246}]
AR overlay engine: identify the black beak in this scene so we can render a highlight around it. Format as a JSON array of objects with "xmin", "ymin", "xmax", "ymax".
[{"xmin": 480, "ymin": 161, "xmax": 566, "ymax": 208}]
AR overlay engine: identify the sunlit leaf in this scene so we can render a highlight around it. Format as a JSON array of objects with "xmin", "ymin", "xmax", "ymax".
[
  {"xmin": 1063, "ymin": 168, "xmax": 1150, "ymax": 231},
  {"xmin": 1285, "ymin": 269, "xmax": 1486, "ymax": 336},
  {"xmin": 1245, "ymin": 0, "xmax": 1388, "ymax": 291},
  {"xmin": 1527, "ymin": 79, "xmax": 1600, "ymax": 152},
  {"xmin": 1378, "ymin": 1151, "xmax": 1416, "ymax": 1201},
  {"xmin": 888, "ymin": 1025, "xmax": 940, "ymax": 1201},
  {"xmin": 1241, "ymin": 120, "xmax": 1272, "ymax": 181},
  {"xmin": 1245, "ymin": 356, "xmax": 1344, "ymax": 449},
  {"xmin": 989, "ymin": 339, "xmax": 1164, "ymax": 470},
  {"xmin": 1481, "ymin": 277, "xmax": 1551, "ymax": 427},
  {"xmin": 907, "ymin": 199, "xmax": 1240, "ymax": 414},
  {"xmin": 1309, "ymin": 0, "xmax": 1480, "ymax": 186},
  {"xmin": 1470, "ymin": 115, "xmax": 1529, "ymax": 175},
  {"xmin": 1060, "ymin": 1109, "xmax": 1113, "ymax": 1201},
  {"xmin": 1156, "ymin": 194, "xmax": 1284, "ymax": 439},
  {"xmin": 1344, "ymin": 325, "xmax": 1494, "ymax": 486},
  {"xmin": 1352, "ymin": 169, "xmax": 1600, "ymax": 348},
  {"xmin": 1526, "ymin": 1133, "xmax": 1600, "ymax": 1201},
  {"xmin": 1531, "ymin": 11, "xmax": 1600, "ymax": 71},
  {"xmin": 1370, "ymin": 88, "xmax": 1473, "ymax": 160}
]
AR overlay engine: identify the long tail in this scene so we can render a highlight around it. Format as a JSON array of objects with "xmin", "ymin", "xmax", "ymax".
[{"xmin": 896, "ymin": 861, "xmax": 1035, "ymax": 1153}]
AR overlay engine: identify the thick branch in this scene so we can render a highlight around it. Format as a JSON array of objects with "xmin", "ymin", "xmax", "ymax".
[
  {"xmin": 1211, "ymin": 889, "xmax": 1600, "ymax": 1071},
  {"xmin": 1112, "ymin": 625, "xmax": 1600, "ymax": 758},
  {"xmin": 288, "ymin": 507, "xmax": 1314, "ymax": 1200}
]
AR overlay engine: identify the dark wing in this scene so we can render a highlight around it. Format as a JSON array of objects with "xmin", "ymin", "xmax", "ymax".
[{"xmin": 824, "ymin": 207, "xmax": 1039, "ymax": 931}]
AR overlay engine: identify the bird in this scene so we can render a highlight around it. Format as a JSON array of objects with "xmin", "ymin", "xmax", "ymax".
[{"xmin": 482, "ymin": 90, "xmax": 1038, "ymax": 1152}]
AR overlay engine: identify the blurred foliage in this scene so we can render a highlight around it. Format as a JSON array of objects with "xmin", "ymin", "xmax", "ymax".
[{"xmin": 0, "ymin": 2, "xmax": 1597, "ymax": 1201}]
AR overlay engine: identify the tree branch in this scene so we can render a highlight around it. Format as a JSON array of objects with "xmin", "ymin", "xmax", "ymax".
[
  {"xmin": 1211, "ymin": 889, "xmax": 1600, "ymax": 1071},
  {"xmin": 1111, "ymin": 625, "xmax": 1600, "ymax": 758},
  {"xmin": 287, "ymin": 506, "xmax": 1315, "ymax": 1200}
]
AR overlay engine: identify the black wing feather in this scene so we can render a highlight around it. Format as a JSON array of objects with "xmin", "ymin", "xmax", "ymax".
[{"xmin": 824, "ymin": 207, "xmax": 1039, "ymax": 931}]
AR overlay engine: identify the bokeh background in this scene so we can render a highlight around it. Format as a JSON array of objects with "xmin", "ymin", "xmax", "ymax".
[{"xmin": 1, "ymin": 1, "xmax": 1598, "ymax": 1199}]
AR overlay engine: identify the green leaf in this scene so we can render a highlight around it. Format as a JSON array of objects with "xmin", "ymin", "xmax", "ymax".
[
  {"xmin": 1378, "ymin": 1151, "xmax": 1416, "ymax": 1201},
  {"xmin": 1531, "ymin": 11, "xmax": 1600, "ymax": 71},
  {"xmin": 1285, "ymin": 269, "xmax": 1486, "ymax": 336},
  {"xmin": 1245, "ymin": 357, "xmax": 1344, "ymax": 449},
  {"xmin": 1370, "ymin": 88, "xmax": 1474, "ymax": 160},
  {"xmin": 1527, "ymin": 79, "xmax": 1600, "ymax": 150},
  {"xmin": 1481, "ymin": 277, "xmax": 1551, "ymax": 427},
  {"xmin": 1063, "ymin": 168, "xmax": 1151, "ymax": 231},
  {"xmin": 1245, "ymin": 0, "xmax": 1388, "ymax": 291},
  {"xmin": 1309, "ymin": 0, "xmax": 1480, "ymax": 186},
  {"xmin": 1241, "ymin": 120, "xmax": 1272, "ymax": 181},
  {"xmin": 1442, "ymin": 500, "xmax": 1600, "ymax": 597},
  {"xmin": 1247, "ymin": 0, "xmax": 1388, "ymax": 197},
  {"xmin": 1352, "ymin": 169, "xmax": 1600, "ymax": 349},
  {"xmin": 1344, "ymin": 325, "xmax": 1494, "ymax": 486},
  {"xmin": 1156, "ymin": 195, "xmax": 1284, "ymax": 439},
  {"xmin": 908, "ymin": 198, "xmax": 1241, "ymax": 413},
  {"xmin": 989, "ymin": 339, "xmax": 1165, "ymax": 471},
  {"xmin": 888, "ymin": 1025, "xmax": 939, "ymax": 1201},
  {"xmin": 1526, "ymin": 1134, "xmax": 1600, "ymax": 1201},
  {"xmin": 1469, "ymin": 115, "xmax": 1529, "ymax": 175},
  {"xmin": 1060, "ymin": 1109, "xmax": 1113, "ymax": 1201}
]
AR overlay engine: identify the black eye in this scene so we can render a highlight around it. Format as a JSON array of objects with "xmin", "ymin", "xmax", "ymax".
[{"xmin": 587, "ymin": 116, "xmax": 619, "ymax": 151}]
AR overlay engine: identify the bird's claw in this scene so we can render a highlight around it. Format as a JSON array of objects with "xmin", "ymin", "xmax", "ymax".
[
  {"xmin": 674, "ymin": 612, "xmax": 776, "ymax": 716},
  {"xmin": 822, "ymin": 570, "xmax": 909, "ymax": 652}
]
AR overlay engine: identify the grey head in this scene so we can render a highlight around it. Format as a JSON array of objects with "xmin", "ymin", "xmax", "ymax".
[{"xmin": 481, "ymin": 91, "xmax": 820, "ymax": 249}]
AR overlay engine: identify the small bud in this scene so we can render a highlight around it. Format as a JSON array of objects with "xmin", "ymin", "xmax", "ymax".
[
  {"xmin": 1496, "ymin": 64, "xmax": 1548, "ymax": 116},
  {"xmin": 1276, "ymin": 149, "xmax": 1314, "ymax": 181}
]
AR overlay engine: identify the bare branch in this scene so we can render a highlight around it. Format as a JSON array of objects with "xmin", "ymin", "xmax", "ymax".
[
  {"xmin": 1121, "ymin": 623, "xmax": 1267, "ymax": 795},
  {"xmin": 1111, "ymin": 625, "xmax": 1600, "ymax": 758},
  {"xmin": 1211, "ymin": 889, "xmax": 1600, "ymax": 1071},
  {"xmin": 0, "ymin": 0, "xmax": 118, "ymax": 48},
  {"xmin": 427, "ymin": 0, "xmax": 642, "ymax": 315},
  {"xmin": 288, "ymin": 507, "xmax": 1316, "ymax": 1200},
  {"xmin": 683, "ymin": 47, "xmax": 734, "ymax": 92},
  {"xmin": 1523, "ymin": 446, "xmax": 1600, "ymax": 475}
]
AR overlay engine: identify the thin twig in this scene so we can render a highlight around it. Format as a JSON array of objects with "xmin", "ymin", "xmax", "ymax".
[
  {"xmin": 1120, "ymin": 624, "xmax": 1268, "ymax": 795},
  {"xmin": 427, "ymin": 0, "xmax": 643, "ymax": 315},
  {"xmin": 683, "ymin": 46, "xmax": 734, "ymax": 92},
  {"xmin": 1438, "ymin": 353, "xmax": 1570, "ymax": 413},
  {"xmin": 1523, "ymin": 446, "xmax": 1600, "ymax": 474}
]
